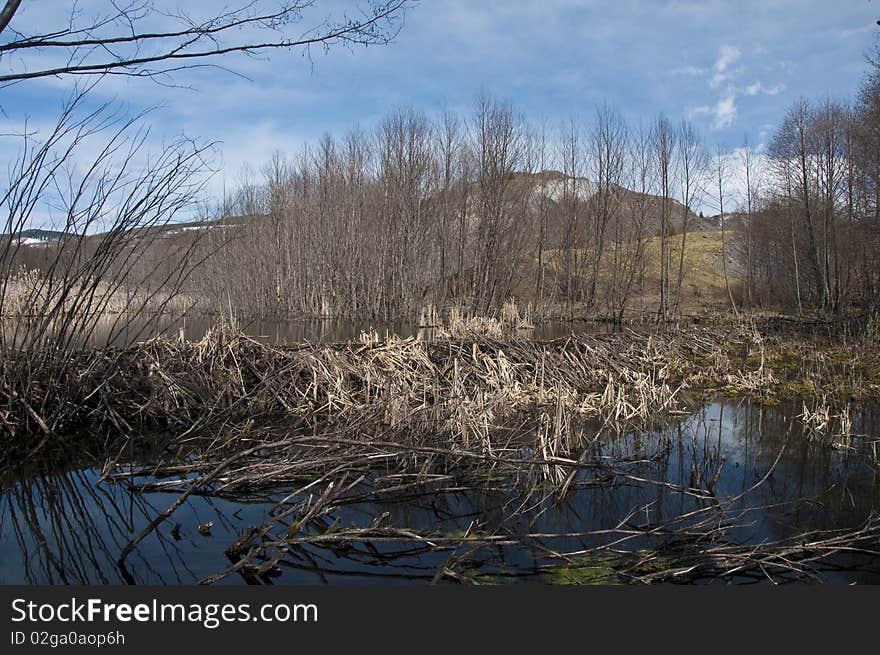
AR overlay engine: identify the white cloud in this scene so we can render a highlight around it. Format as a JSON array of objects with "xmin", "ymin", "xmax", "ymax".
[
  {"xmin": 713, "ymin": 94, "xmax": 737, "ymax": 129},
  {"xmin": 743, "ymin": 81, "xmax": 784, "ymax": 96},
  {"xmin": 688, "ymin": 45, "xmax": 745, "ymax": 128},
  {"xmin": 715, "ymin": 45, "xmax": 742, "ymax": 74},
  {"xmin": 690, "ymin": 44, "xmax": 785, "ymax": 131},
  {"xmin": 692, "ymin": 93, "xmax": 737, "ymax": 130},
  {"xmin": 710, "ymin": 44, "xmax": 742, "ymax": 88}
]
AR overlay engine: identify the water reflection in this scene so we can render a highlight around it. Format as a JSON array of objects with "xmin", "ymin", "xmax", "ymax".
[{"xmin": 1, "ymin": 399, "xmax": 878, "ymax": 585}]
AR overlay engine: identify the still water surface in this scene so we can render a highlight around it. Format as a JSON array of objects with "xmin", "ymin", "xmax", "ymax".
[{"xmin": 2, "ymin": 399, "xmax": 878, "ymax": 584}]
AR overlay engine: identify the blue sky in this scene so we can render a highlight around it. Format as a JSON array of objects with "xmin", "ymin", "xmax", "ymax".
[{"xmin": 1, "ymin": 0, "xmax": 878, "ymax": 215}]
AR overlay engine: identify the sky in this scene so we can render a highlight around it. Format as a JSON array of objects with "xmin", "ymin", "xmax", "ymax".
[{"xmin": 1, "ymin": 0, "xmax": 879, "ymax": 220}]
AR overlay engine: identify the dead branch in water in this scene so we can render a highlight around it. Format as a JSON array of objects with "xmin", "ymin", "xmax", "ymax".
[{"xmin": 5, "ymin": 321, "xmax": 879, "ymax": 584}]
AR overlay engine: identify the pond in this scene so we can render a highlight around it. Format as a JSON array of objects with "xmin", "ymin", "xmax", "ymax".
[{"xmin": 1, "ymin": 398, "xmax": 879, "ymax": 585}]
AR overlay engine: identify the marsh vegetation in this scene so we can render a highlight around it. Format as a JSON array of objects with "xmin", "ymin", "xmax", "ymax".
[
  {"xmin": 1, "ymin": 1, "xmax": 880, "ymax": 585},
  {"xmin": 2, "ymin": 319, "xmax": 880, "ymax": 584},
  {"xmin": 3, "ymin": 392, "xmax": 879, "ymax": 585}
]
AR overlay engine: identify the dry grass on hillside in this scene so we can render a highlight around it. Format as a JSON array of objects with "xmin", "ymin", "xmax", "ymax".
[{"xmin": 541, "ymin": 230, "xmax": 738, "ymax": 312}]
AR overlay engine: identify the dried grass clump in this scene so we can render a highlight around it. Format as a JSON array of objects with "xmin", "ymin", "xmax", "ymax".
[
  {"xmin": 798, "ymin": 398, "xmax": 863, "ymax": 451},
  {"xmin": 0, "ymin": 267, "xmax": 46, "ymax": 316},
  {"xmin": 3, "ymin": 322, "xmax": 727, "ymax": 456},
  {"xmin": 799, "ymin": 399, "xmax": 833, "ymax": 436},
  {"xmin": 433, "ymin": 302, "xmax": 535, "ymax": 340},
  {"xmin": 500, "ymin": 298, "xmax": 534, "ymax": 330},
  {"xmin": 442, "ymin": 306, "xmax": 504, "ymax": 339}
]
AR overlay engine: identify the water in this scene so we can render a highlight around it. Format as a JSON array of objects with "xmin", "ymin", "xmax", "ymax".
[{"xmin": 2, "ymin": 399, "xmax": 879, "ymax": 585}]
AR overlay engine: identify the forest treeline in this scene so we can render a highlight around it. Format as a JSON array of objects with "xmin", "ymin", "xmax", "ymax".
[
  {"xmin": 6, "ymin": 55, "xmax": 880, "ymax": 327},
  {"xmin": 747, "ymin": 81, "xmax": 880, "ymax": 315},
  {"xmin": 184, "ymin": 53, "xmax": 880, "ymax": 322},
  {"xmin": 190, "ymin": 96, "xmax": 707, "ymax": 322}
]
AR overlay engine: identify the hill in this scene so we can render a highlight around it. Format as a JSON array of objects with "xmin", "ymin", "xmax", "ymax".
[
  {"xmin": 502, "ymin": 170, "xmax": 717, "ymax": 241},
  {"xmin": 1, "ymin": 229, "xmax": 67, "ymax": 244}
]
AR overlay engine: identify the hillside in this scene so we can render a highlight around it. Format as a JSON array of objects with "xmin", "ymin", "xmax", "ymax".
[
  {"xmin": 0, "ymin": 229, "xmax": 67, "ymax": 244},
  {"xmin": 538, "ymin": 229, "xmax": 739, "ymax": 315},
  {"xmin": 502, "ymin": 170, "xmax": 716, "ymax": 242}
]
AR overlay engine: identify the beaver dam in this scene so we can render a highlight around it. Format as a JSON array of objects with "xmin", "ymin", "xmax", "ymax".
[{"xmin": 2, "ymin": 322, "xmax": 880, "ymax": 584}]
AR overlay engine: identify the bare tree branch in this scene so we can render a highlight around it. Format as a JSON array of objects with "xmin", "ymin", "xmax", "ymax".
[
  {"xmin": 0, "ymin": 1, "xmax": 412, "ymax": 85},
  {"xmin": 0, "ymin": 0, "xmax": 22, "ymax": 37}
]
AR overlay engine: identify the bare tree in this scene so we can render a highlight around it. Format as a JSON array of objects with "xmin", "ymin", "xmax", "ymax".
[
  {"xmin": 614, "ymin": 121, "xmax": 654, "ymax": 323},
  {"xmin": 740, "ymin": 137, "xmax": 755, "ymax": 310},
  {"xmin": 559, "ymin": 116, "xmax": 584, "ymax": 316},
  {"xmin": 0, "ymin": 1, "xmax": 412, "ymax": 86},
  {"xmin": 715, "ymin": 145, "xmax": 738, "ymax": 318},
  {"xmin": 377, "ymin": 107, "xmax": 433, "ymax": 316},
  {"xmin": 771, "ymin": 99, "xmax": 825, "ymax": 309},
  {"xmin": 435, "ymin": 109, "xmax": 461, "ymax": 294},
  {"xmin": 533, "ymin": 118, "xmax": 551, "ymax": 308},
  {"xmin": 471, "ymin": 93, "xmax": 529, "ymax": 313},
  {"xmin": 586, "ymin": 102, "xmax": 626, "ymax": 311},
  {"xmin": 671, "ymin": 119, "xmax": 707, "ymax": 317},
  {"xmin": 652, "ymin": 115, "xmax": 676, "ymax": 321},
  {"xmin": 811, "ymin": 98, "xmax": 848, "ymax": 312}
]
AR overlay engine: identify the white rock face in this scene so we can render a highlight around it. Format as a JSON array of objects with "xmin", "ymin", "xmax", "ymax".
[{"xmin": 536, "ymin": 177, "xmax": 596, "ymax": 203}]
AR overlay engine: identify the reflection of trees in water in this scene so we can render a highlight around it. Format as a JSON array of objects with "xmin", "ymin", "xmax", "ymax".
[
  {"xmin": 0, "ymin": 469, "xmax": 198, "ymax": 584},
  {"xmin": 284, "ymin": 401, "xmax": 880, "ymax": 582},
  {"xmin": 681, "ymin": 400, "xmax": 880, "ymax": 539},
  {"xmin": 2, "ymin": 400, "xmax": 879, "ymax": 584}
]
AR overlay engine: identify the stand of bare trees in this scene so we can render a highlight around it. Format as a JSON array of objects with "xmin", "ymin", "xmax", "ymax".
[
  {"xmin": 193, "ymin": 48, "xmax": 880, "ymax": 325},
  {"xmin": 6, "ymin": 1, "xmax": 880, "ymax": 342},
  {"xmin": 191, "ymin": 96, "xmax": 721, "ymax": 323},
  {"xmin": 0, "ymin": 2, "xmax": 414, "ymax": 441},
  {"xmin": 746, "ymin": 54, "xmax": 880, "ymax": 319}
]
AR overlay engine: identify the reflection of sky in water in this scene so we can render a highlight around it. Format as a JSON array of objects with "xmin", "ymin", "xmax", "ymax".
[{"xmin": 1, "ymin": 400, "xmax": 878, "ymax": 585}]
